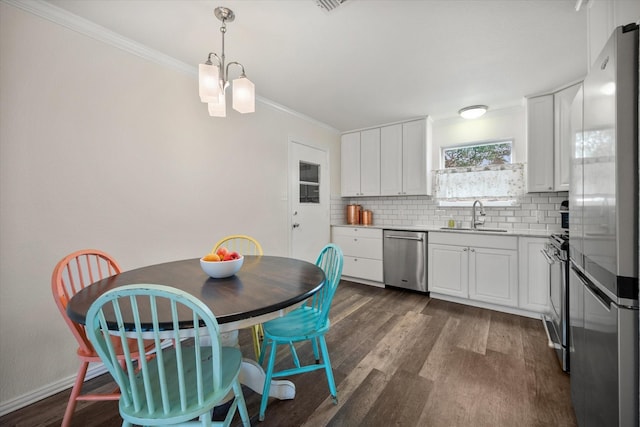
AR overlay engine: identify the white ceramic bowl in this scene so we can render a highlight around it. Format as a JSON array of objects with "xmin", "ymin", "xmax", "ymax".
[{"xmin": 200, "ymin": 256, "xmax": 244, "ymax": 279}]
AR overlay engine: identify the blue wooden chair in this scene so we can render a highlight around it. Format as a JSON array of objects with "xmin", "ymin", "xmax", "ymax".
[
  {"xmin": 257, "ymin": 244, "xmax": 344, "ymax": 421},
  {"xmin": 85, "ymin": 284, "xmax": 250, "ymax": 427}
]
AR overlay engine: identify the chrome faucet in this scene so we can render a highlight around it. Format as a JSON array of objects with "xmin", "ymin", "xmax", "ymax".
[{"xmin": 472, "ymin": 200, "xmax": 486, "ymax": 229}]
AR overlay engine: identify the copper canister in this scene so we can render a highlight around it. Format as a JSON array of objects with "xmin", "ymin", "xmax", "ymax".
[
  {"xmin": 346, "ymin": 205, "xmax": 359, "ymax": 224},
  {"xmin": 362, "ymin": 210, "xmax": 373, "ymax": 225}
]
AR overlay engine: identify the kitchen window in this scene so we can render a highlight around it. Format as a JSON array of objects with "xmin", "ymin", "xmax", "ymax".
[
  {"xmin": 443, "ymin": 140, "xmax": 512, "ymax": 168},
  {"xmin": 435, "ymin": 139, "xmax": 524, "ymax": 206}
]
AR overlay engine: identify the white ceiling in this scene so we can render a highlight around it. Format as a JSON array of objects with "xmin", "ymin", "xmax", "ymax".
[{"xmin": 45, "ymin": 0, "xmax": 588, "ymax": 131}]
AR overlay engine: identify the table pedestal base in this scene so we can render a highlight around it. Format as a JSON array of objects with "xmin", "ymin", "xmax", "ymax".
[
  {"xmin": 240, "ymin": 359, "xmax": 295, "ymax": 399},
  {"xmin": 219, "ymin": 330, "xmax": 295, "ymax": 400}
]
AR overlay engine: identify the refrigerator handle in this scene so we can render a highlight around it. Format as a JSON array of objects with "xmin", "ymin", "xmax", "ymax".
[
  {"xmin": 572, "ymin": 265, "xmax": 613, "ymax": 311},
  {"xmin": 584, "ymin": 281, "xmax": 613, "ymax": 312}
]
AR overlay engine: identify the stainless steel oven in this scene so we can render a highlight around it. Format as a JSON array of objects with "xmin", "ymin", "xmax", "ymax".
[{"xmin": 542, "ymin": 233, "xmax": 569, "ymax": 372}]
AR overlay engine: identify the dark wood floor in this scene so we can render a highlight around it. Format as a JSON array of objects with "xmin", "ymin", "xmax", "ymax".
[{"xmin": 1, "ymin": 281, "xmax": 577, "ymax": 427}]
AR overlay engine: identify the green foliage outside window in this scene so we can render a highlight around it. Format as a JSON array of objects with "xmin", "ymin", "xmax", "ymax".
[{"xmin": 443, "ymin": 141, "xmax": 512, "ymax": 168}]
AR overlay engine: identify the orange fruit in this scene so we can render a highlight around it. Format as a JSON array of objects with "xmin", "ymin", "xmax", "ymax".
[{"xmin": 203, "ymin": 253, "xmax": 220, "ymax": 262}]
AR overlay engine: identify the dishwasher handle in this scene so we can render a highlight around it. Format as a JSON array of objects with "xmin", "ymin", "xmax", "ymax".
[{"xmin": 384, "ymin": 234, "xmax": 424, "ymax": 242}]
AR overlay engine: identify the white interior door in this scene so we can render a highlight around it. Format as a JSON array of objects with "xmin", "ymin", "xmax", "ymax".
[{"xmin": 289, "ymin": 140, "xmax": 330, "ymax": 263}]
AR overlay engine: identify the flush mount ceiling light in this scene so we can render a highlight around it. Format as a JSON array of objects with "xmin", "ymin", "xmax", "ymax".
[
  {"xmin": 458, "ymin": 105, "xmax": 488, "ymax": 120},
  {"xmin": 199, "ymin": 7, "xmax": 255, "ymax": 117}
]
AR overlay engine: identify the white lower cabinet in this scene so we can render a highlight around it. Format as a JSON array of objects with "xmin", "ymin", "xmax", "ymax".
[
  {"xmin": 331, "ymin": 226, "xmax": 383, "ymax": 285},
  {"xmin": 428, "ymin": 232, "xmax": 518, "ymax": 308},
  {"xmin": 518, "ymin": 237, "xmax": 550, "ymax": 312},
  {"xmin": 428, "ymin": 243, "xmax": 468, "ymax": 298},
  {"xmin": 333, "ymin": 228, "xmax": 550, "ymax": 316},
  {"xmin": 469, "ymin": 246, "xmax": 518, "ymax": 307}
]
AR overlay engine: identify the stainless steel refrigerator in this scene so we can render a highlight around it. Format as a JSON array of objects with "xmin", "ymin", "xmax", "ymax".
[{"xmin": 569, "ymin": 24, "xmax": 639, "ymax": 427}]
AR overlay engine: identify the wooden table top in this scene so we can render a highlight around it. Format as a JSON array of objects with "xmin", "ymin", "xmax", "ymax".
[{"xmin": 67, "ymin": 255, "xmax": 325, "ymax": 330}]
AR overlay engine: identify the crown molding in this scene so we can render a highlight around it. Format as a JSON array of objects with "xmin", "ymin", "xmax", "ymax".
[
  {"xmin": 3, "ymin": 0, "xmax": 339, "ymax": 133},
  {"xmin": 3, "ymin": 0, "xmax": 195, "ymax": 76},
  {"xmin": 255, "ymin": 95, "xmax": 338, "ymax": 132}
]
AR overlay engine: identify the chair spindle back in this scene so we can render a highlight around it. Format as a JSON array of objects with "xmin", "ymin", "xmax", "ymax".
[
  {"xmin": 213, "ymin": 235, "xmax": 263, "ymax": 256},
  {"xmin": 86, "ymin": 284, "xmax": 224, "ymax": 419},
  {"xmin": 310, "ymin": 244, "xmax": 344, "ymax": 330},
  {"xmin": 52, "ymin": 249, "xmax": 122, "ymax": 354}
]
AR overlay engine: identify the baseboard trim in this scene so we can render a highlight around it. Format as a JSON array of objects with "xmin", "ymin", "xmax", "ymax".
[
  {"xmin": 0, "ymin": 340, "xmax": 174, "ymax": 417},
  {"xmin": 429, "ymin": 292, "xmax": 544, "ymax": 319},
  {"xmin": 341, "ymin": 275, "xmax": 385, "ymax": 288},
  {"xmin": 0, "ymin": 363, "xmax": 108, "ymax": 417}
]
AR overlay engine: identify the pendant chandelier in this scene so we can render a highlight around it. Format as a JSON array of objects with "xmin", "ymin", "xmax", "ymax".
[{"xmin": 198, "ymin": 7, "xmax": 255, "ymax": 117}]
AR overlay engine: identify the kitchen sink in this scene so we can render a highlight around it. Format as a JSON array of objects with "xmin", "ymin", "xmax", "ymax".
[{"xmin": 439, "ymin": 227, "xmax": 508, "ymax": 232}]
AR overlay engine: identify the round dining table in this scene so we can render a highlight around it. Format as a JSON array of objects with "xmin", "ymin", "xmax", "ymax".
[{"xmin": 66, "ymin": 255, "xmax": 326, "ymax": 401}]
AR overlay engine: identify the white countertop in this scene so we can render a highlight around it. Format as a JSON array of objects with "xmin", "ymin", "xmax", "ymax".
[{"xmin": 331, "ymin": 223, "xmax": 555, "ymax": 238}]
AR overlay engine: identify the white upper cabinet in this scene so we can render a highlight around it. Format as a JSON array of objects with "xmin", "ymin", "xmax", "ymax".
[
  {"xmin": 527, "ymin": 83, "xmax": 581, "ymax": 193},
  {"xmin": 360, "ymin": 128, "xmax": 381, "ymax": 196},
  {"xmin": 341, "ymin": 132, "xmax": 361, "ymax": 196},
  {"xmin": 527, "ymin": 95, "xmax": 554, "ymax": 192},
  {"xmin": 402, "ymin": 119, "xmax": 431, "ymax": 195},
  {"xmin": 343, "ymin": 117, "xmax": 431, "ymax": 197},
  {"xmin": 340, "ymin": 128, "xmax": 380, "ymax": 197},
  {"xmin": 378, "ymin": 118, "xmax": 432, "ymax": 196},
  {"xmin": 554, "ymin": 83, "xmax": 581, "ymax": 191},
  {"xmin": 380, "ymin": 124, "xmax": 403, "ymax": 195}
]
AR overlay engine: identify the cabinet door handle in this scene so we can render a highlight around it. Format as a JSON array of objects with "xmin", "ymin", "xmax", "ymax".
[
  {"xmin": 470, "ymin": 248, "xmax": 475, "ymax": 252},
  {"xmin": 463, "ymin": 248, "xmax": 468, "ymax": 252},
  {"xmin": 353, "ymin": 238, "xmax": 358, "ymax": 242}
]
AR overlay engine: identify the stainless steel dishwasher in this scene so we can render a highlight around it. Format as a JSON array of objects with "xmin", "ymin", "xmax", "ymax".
[{"xmin": 383, "ymin": 230, "xmax": 427, "ymax": 292}]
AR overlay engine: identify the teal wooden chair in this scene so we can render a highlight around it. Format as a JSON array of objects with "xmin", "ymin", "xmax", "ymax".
[
  {"xmin": 85, "ymin": 284, "xmax": 250, "ymax": 427},
  {"xmin": 257, "ymin": 244, "xmax": 344, "ymax": 421}
]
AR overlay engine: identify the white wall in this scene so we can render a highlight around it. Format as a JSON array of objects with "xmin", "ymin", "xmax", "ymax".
[
  {"xmin": 431, "ymin": 105, "xmax": 526, "ymax": 168},
  {"xmin": 0, "ymin": 3, "xmax": 339, "ymax": 410}
]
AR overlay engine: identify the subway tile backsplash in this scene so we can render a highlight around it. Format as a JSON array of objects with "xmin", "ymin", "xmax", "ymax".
[{"xmin": 330, "ymin": 192, "xmax": 568, "ymax": 231}]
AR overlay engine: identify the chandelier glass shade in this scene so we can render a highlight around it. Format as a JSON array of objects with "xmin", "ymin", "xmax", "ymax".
[{"xmin": 199, "ymin": 7, "xmax": 255, "ymax": 117}]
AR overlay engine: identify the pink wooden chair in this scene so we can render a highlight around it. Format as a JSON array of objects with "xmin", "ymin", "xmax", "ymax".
[{"xmin": 51, "ymin": 249, "xmax": 155, "ymax": 427}]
